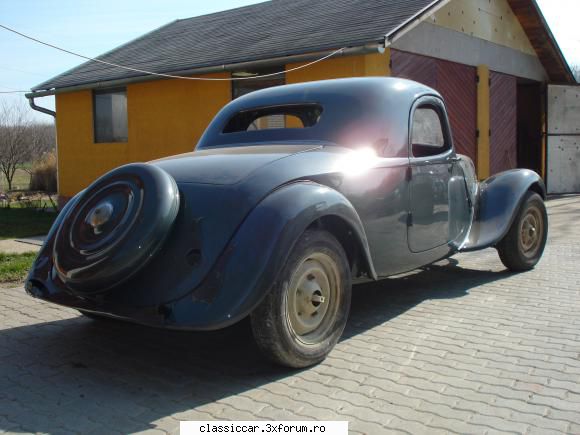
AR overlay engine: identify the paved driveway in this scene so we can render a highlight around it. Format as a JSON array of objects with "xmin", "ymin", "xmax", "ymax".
[{"xmin": 1, "ymin": 196, "xmax": 579, "ymax": 434}]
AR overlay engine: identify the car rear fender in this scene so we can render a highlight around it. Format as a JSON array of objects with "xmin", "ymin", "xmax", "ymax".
[
  {"xmin": 462, "ymin": 169, "xmax": 546, "ymax": 252},
  {"xmin": 167, "ymin": 181, "xmax": 376, "ymax": 330}
]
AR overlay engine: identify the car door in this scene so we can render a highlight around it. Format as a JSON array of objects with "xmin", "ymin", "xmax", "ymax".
[{"xmin": 407, "ymin": 97, "xmax": 454, "ymax": 253}]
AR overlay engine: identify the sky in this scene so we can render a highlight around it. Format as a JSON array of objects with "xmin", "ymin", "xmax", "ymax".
[{"xmin": 0, "ymin": 0, "xmax": 578, "ymax": 123}]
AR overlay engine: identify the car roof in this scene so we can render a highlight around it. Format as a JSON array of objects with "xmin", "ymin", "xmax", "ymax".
[
  {"xmin": 230, "ymin": 77, "xmax": 440, "ymax": 111},
  {"xmin": 198, "ymin": 77, "xmax": 442, "ymax": 155}
]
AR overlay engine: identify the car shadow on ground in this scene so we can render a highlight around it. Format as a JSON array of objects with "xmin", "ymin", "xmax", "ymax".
[{"xmin": 1, "ymin": 258, "xmax": 511, "ymax": 433}]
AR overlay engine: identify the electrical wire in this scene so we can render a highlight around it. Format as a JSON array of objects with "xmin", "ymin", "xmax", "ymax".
[
  {"xmin": 0, "ymin": 85, "xmax": 29, "ymax": 93},
  {"xmin": 0, "ymin": 64, "xmax": 46, "ymax": 77},
  {"xmin": 0, "ymin": 23, "xmax": 346, "ymax": 82}
]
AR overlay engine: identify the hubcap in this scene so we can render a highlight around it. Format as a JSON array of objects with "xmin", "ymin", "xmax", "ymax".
[
  {"xmin": 86, "ymin": 201, "xmax": 114, "ymax": 234},
  {"xmin": 287, "ymin": 252, "xmax": 341, "ymax": 343},
  {"xmin": 519, "ymin": 204, "xmax": 543, "ymax": 258}
]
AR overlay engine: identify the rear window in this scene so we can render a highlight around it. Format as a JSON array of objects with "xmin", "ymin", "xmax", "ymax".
[{"xmin": 223, "ymin": 104, "xmax": 323, "ymax": 133}]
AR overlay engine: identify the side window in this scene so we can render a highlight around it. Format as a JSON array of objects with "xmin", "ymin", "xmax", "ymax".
[
  {"xmin": 411, "ymin": 105, "xmax": 449, "ymax": 157},
  {"xmin": 93, "ymin": 88, "xmax": 128, "ymax": 143},
  {"xmin": 247, "ymin": 114, "xmax": 304, "ymax": 131}
]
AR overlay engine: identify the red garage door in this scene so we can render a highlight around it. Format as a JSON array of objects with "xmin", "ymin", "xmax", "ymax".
[
  {"xmin": 490, "ymin": 71, "xmax": 517, "ymax": 175},
  {"xmin": 391, "ymin": 50, "xmax": 477, "ymax": 163}
]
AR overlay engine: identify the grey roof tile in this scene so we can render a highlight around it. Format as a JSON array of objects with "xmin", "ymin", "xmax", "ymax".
[{"xmin": 33, "ymin": 0, "xmax": 435, "ymax": 91}]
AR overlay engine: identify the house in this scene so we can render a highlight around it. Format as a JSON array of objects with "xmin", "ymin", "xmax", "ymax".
[{"xmin": 27, "ymin": 0, "xmax": 578, "ymax": 203}]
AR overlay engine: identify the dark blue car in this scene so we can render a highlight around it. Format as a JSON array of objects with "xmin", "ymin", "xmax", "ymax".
[{"xmin": 26, "ymin": 78, "xmax": 548, "ymax": 367}]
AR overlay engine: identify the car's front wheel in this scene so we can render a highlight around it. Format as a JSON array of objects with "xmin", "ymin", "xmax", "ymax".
[
  {"xmin": 496, "ymin": 191, "xmax": 548, "ymax": 271},
  {"xmin": 251, "ymin": 229, "xmax": 352, "ymax": 368}
]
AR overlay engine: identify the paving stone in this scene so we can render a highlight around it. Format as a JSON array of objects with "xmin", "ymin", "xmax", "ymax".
[{"xmin": 1, "ymin": 197, "xmax": 579, "ymax": 434}]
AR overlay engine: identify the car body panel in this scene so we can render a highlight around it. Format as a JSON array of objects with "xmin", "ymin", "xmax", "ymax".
[
  {"xmin": 169, "ymin": 181, "xmax": 376, "ymax": 330},
  {"xmin": 153, "ymin": 144, "xmax": 322, "ymax": 185},
  {"xmin": 461, "ymin": 169, "xmax": 546, "ymax": 251}
]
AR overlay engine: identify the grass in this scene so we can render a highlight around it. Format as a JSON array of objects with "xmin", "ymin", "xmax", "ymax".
[
  {"xmin": 0, "ymin": 208, "xmax": 57, "ymax": 240},
  {"xmin": 0, "ymin": 252, "xmax": 36, "ymax": 283}
]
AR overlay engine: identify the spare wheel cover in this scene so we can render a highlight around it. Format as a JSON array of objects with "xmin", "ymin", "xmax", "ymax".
[{"xmin": 53, "ymin": 163, "xmax": 180, "ymax": 293}]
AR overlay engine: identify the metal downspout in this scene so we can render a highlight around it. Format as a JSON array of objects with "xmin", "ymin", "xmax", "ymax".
[{"xmin": 27, "ymin": 95, "xmax": 55, "ymax": 117}]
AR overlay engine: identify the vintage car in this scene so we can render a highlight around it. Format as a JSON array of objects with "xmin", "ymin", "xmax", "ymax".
[{"xmin": 26, "ymin": 78, "xmax": 548, "ymax": 368}]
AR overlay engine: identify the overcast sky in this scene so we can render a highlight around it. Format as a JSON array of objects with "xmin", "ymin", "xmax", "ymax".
[{"xmin": 0, "ymin": 0, "xmax": 578, "ymax": 122}]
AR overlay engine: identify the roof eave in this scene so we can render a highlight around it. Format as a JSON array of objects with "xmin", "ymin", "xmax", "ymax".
[
  {"xmin": 26, "ymin": 43, "xmax": 384, "ymax": 98},
  {"xmin": 507, "ymin": 0, "xmax": 575, "ymax": 84}
]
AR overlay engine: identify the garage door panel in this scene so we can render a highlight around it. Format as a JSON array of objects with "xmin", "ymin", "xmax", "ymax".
[
  {"xmin": 548, "ymin": 85, "xmax": 580, "ymax": 135},
  {"xmin": 547, "ymin": 84, "xmax": 580, "ymax": 194},
  {"xmin": 547, "ymin": 136, "xmax": 580, "ymax": 194},
  {"xmin": 437, "ymin": 61, "xmax": 477, "ymax": 163},
  {"xmin": 490, "ymin": 71, "xmax": 517, "ymax": 175},
  {"xmin": 391, "ymin": 50, "xmax": 437, "ymax": 89}
]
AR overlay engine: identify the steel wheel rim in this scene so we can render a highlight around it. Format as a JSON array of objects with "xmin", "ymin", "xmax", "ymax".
[
  {"xmin": 286, "ymin": 252, "xmax": 341, "ymax": 344},
  {"xmin": 519, "ymin": 204, "xmax": 543, "ymax": 259}
]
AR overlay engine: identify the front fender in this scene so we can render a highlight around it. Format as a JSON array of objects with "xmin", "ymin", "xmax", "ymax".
[
  {"xmin": 167, "ymin": 181, "xmax": 375, "ymax": 330},
  {"xmin": 462, "ymin": 169, "xmax": 546, "ymax": 251}
]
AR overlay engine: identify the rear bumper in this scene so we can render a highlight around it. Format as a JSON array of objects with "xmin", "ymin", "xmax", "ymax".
[
  {"xmin": 25, "ymin": 274, "xmax": 246, "ymax": 331},
  {"xmin": 25, "ymin": 239, "xmax": 248, "ymax": 331},
  {"xmin": 25, "ymin": 280, "xmax": 168, "ymax": 327}
]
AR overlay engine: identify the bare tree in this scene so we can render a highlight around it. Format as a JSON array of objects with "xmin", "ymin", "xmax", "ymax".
[
  {"xmin": 21, "ymin": 123, "xmax": 56, "ymax": 180},
  {"xmin": 0, "ymin": 102, "xmax": 31, "ymax": 191},
  {"xmin": 0, "ymin": 101, "xmax": 56, "ymax": 192}
]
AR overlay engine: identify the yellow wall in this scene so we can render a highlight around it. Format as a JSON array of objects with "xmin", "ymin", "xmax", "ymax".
[
  {"xmin": 430, "ymin": 0, "xmax": 536, "ymax": 56},
  {"xmin": 286, "ymin": 50, "xmax": 390, "ymax": 83},
  {"xmin": 55, "ymin": 73, "xmax": 230, "ymax": 197}
]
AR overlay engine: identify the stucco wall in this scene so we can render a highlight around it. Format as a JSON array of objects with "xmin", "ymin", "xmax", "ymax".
[
  {"xmin": 55, "ymin": 73, "xmax": 230, "ymax": 198},
  {"xmin": 286, "ymin": 51, "xmax": 390, "ymax": 83}
]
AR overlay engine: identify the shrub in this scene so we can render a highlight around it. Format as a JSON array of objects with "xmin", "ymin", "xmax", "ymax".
[{"xmin": 29, "ymin": 151, "xmax": 57, "ymax": 193}]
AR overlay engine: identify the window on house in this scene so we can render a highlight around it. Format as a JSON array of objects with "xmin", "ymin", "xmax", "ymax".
[
  {"xmin": 93, "ymin": 88, "xmax": 128, "ymax": 143},
  {"xmin": 411, "ymin": 106, "xmax": 449, "ymax": 157},
  {"xmin": 231, "ymin": 67, "xmax": 285, "ymax": 99}
]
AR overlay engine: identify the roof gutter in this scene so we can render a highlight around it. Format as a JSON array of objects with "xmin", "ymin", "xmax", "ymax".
[
  {"xmin": 384, "ymin": 0, "xmax": 449, "ymax": 45},
  {"xmin": 25, "ymin": 44, "xmax": 383, "ymax": 99}
]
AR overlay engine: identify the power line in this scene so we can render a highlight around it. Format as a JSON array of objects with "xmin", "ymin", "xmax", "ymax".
[
  {"xmin": 0, "ymin": 64, "xmax": 46, "ymax": 77},
  {"xmin": 0, "ymin": 85, "xmax": 29, "ymax": 93},
  {"xmin": 0, "ymin": 23, "xmax": 346, "ymax": 82}
]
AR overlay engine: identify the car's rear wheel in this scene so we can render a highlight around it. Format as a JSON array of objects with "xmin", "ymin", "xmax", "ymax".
[
  {"xmin": 251, "ymin": 229, "xmax": 351, "ymax": 368},
  {"xmin": 496, "ymin": 191, "xmax": 548, "ymax": 271}
]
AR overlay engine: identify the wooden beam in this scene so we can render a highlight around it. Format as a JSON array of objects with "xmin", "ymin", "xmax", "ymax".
[{"xmin": 477, "ymin": 65, "xmax": 490, "ymax": 180}]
